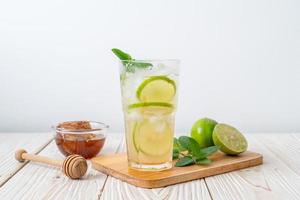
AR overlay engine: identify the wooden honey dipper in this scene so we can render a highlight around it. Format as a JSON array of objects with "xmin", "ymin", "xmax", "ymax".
[{"xmin": 15, "ymin": 149, "xmax": 88, "ymax": 179}]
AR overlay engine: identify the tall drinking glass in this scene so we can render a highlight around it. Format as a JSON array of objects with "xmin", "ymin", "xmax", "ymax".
[{"xmin": 119, "ymin": 59, "xmax": 179, "ymax": 171}]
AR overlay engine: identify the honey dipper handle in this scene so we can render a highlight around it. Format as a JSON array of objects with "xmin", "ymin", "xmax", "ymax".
[{"xmin": 15, "ymin": 149, "xmax": 63, "ymax": 167}]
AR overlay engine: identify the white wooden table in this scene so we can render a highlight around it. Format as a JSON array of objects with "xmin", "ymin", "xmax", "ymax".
[{"xmin": 0, "ymin": 133, "xmax": 300, "ymax": 200}]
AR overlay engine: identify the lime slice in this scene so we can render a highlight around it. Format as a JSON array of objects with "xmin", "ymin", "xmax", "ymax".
[
  {"xmin": 136, "ymin": 76, "xmax": 176, "ymax": 102},
  {"xmin": 212, "ymin": 124, "xmax": 248, "ymax": 155},
  {"xmin": 128, "ymin": 102, "xmax": 174, "ymax": 115},
  {"xmin": 132, "ymin": 123, "xmax": 139, "ymax": 152},
  {"xmin": 133, "ymin": 120, "xmax": 173, "ymax": 156}
]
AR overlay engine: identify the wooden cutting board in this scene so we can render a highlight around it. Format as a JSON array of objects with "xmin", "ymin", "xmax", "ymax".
[{"xmin": 92, "ymin": 151, "xmax": 262, "ymax": 188}]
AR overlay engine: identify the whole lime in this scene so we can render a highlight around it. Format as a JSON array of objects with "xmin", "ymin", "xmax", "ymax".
[{"xmin": 191, "ymin": 118, "xmax": 217, "ymax": 148}]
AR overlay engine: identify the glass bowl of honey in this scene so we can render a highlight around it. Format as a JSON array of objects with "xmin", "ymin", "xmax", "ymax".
[{"xmin": 54, "ymin": 121, "xmax": 108, "ymax": 159}]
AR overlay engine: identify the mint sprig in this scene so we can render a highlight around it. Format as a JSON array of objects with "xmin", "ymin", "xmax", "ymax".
[
  {"xmin": 173, "ymin": 136, "xmax": 218, "ymax": 167},
  {"xmin": 176, "ymin": 156, "xmax": 194, "ymax": 167},
  {"xmin": 111, "ymin": 48, "xmax": 132, "ymax": 60},
  {"xmin": 111, "ymin": 48, "xmax": 152, "ymax": 73}
]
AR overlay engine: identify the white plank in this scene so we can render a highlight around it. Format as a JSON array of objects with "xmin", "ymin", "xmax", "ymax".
[
  {"xmin": 256, "ymin": 134, "xmax": 300, "ymax": 175},
  {"xmin": 0, "ymin": 133, "xmax": 52, "ymax": 186},
  {"xmin": 205, "ymin": 133, "xmax": 300, "ymax": 200},
  {"xmin": 0, "ymin": 133, "xmax": 123, "ymax": 200},
  {"xmin": 100, "ymin": 137, "xmax": 212, "ymax": 200}
]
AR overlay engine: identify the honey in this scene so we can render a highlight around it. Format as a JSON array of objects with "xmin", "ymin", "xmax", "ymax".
[
  {"xmin": 55, "ymin": 133, "xmax": 105, "ymax": 159},
  {"xmin": 54, "ymin": 121, "xmax": 108, "ymax": 159}
]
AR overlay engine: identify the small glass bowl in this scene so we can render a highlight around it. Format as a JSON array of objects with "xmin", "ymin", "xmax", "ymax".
[{"xmin": 53, "ymin": 121, "xmax": 109, "ymax": 159}]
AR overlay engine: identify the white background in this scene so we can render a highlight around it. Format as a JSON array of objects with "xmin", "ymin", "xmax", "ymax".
[{"xmin": 0, "ymin": 0, "xmax": 299, "ymax": 133}]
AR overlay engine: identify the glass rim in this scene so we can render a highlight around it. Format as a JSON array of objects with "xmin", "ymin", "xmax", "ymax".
[
  {"xmin": 119, "ymin": 59, "xmax": 180, "ymax": 63},
  {"xmin": 53, "ymin": 121, "xmax": 109, "ymax": 133}
]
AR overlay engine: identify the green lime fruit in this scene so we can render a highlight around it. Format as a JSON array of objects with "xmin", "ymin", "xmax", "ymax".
[
  {"xmin": 133, "ymin": 120, "xmax": 173, "ymax": 156},
  {"xmin": 191, "ymin": 118, "xmax": 217, "ymax": 148},
  {"xmin": 128, "ymin": 102, "xmax": 174, "ymax": 115},
  {"xmin": 212, "ymin": 123, "xmax": 248, "ymax": 155},
  {"xmin": 136, "ymin": 76, "xmax": 176, "ymax": 102}
]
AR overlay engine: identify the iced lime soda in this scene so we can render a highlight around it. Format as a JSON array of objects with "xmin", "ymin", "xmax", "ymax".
[{"xmin": 119, "ymin": 59, "xmax": 179, "ymax": 171}]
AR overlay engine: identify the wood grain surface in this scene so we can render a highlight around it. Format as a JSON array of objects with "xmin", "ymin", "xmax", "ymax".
[
  {"xmin": 0, "ymin": 133, "xmax": 122, "ymax": 200},
  {"xmin": 0, "ymin": 133, "xmax": 299, "ymax": 200},
  {"xmin": 99, "ymin": 138, "xmax": 213, "ymax": 200},
  {"xmin": 0, "ymin": 133, "xmax": 53, "ymax": 186},
  {"xmin": 205, "ymin": 134, "xmax": 300, "ymax": 200},
  {"xmin": 92, "ymin": 151, "xmax": 262, "ymax": 188}
]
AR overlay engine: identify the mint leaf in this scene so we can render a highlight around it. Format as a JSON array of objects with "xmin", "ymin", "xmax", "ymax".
[
  {"xmin": 173, "ymin": 136, "xmax": 218, "ymax": 167},
  {"xmin": 196, "ymin": 158, "xmax": 212, "ymax": 165},
  {"xmin": 112, "ymin": 48, "xmax": 153, "ymax": 73},
  {"xmin": 133, "ymin": 62, "xmax": 153, "ymax": 69},
  {"xmin": 178, "ymin": 136, "xmax": 191, "ymax": 150},
  {"xmin": 188, "ymin": 137, "xmax": 202, "ymax": 157},
  {"xmin": 174, "ymin": 137, "xmax": 186, "ymax": 151},
  {"xmin": 199, "ymin": 146, "xmax": 218, "ymax": 157},
  {"xmin": 175, "ymin": 156, "xmax": 194, "ymax": 167},
  {"xmin": 112, "ymin": 48, "xmax": 134, "ymax": 72},
  {"xmin": 124, "ymin": 63, "xmax": 136, "ymax": 73},
  {"xmin": 178, "ymin": 136, "xmax": 203, "ymax": 157},
  {"xmin": 173, "ymin": 138, "xmax": 179, "ymax": 150},
  {"xmin": 111, "ymin": 48, "xmax": 132, "ymax": 60},
  {"xmin": 193, "ymin": 146, "xmax": 218, "ymax": 160},
  {"xmin": 173, "ymin": 149, "xmax": 179, "ymax": 160}
]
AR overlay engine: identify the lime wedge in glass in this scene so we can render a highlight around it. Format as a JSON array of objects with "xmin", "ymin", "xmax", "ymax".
[
  {"xmin": 136, "ymin": 76, "xmax": 176, "ymax": 102},
  {"xmin": 128, "ymin": 102, "xmax": 174, "ymax": 115},
  {"xmin": 131, "ymin": 122, "xmax": 139, "ymax": 152},
  {"xmin": 133, "ymin": 120, "xmax": 173, "ymax": 156},
  {"xmin": 212, "ymin": 123, "xmax": 248, "ymax": 155}
]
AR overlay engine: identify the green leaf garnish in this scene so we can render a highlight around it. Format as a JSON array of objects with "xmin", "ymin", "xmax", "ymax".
[
  {"xmin": 173, "ymin": 136, "xmax": 218, "ymax": 167},
  {"xmin": 173, "ymin": 149, "xmax": 179, "ymax": 159},
  {"xmin": 173, "ymin": 137, "xmax": 186, "ymax": 151},
  {"xmin": 111, "ymin": 48, "xmax": 153, "ymax": 73},
  {"xmin": 132, "ymin": 62, "xmax": 153, "ymax": 69},
  {"xmin": 199, "ymin": 146, "xmax": 218, "ymax": 158},
  {"xmin": 175, "ymin": 156, "xmax": 194, "ymax": 167},
  {"xmin": 196, "ymin": 158, "xmax": 212, "ymax": 165},
  {"xmin": 178, "ymin": 136, "xmax": 206, "ymax": 159},
  {"xmin": 111, "ymin": 48, "xmax": 132, "ymax": 60},
  {"xmin": 177, "ymin": 136, "xmax": 190, "ymax": 150}
]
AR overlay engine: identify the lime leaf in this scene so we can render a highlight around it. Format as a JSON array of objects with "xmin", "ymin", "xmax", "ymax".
[{"xmin": 175, "ymin": 156, "xmax": 194, "ymax": 167}]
